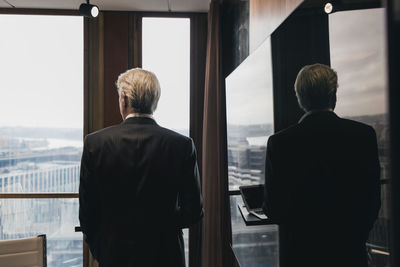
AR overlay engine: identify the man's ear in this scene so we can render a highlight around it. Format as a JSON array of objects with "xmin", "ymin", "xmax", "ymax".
[
  {"xmin": 123, "ymin": 94, "xmax": 129, "ymax": 108},
  {"xmin": 120, "ymin": 91, "xmax": 128, "ymax": 108}
]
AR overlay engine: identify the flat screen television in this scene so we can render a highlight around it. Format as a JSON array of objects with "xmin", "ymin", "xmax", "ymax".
[{"xmin": 225, "ymin": 38, "xmax": 274, "ymax": 191}]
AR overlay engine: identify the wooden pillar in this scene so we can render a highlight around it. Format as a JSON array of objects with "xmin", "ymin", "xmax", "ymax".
[{"xmin": 103, "ymin": 12, "xmax": 130, "ymax": 127}]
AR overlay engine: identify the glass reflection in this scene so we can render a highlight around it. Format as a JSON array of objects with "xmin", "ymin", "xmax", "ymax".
[
  {"xmin": 226, "ymin": 38, "xmax": 274, "ymax": 191},
  {"xmin": 330, "ymin": 8, "xmax": 390, "ymax": 267}
]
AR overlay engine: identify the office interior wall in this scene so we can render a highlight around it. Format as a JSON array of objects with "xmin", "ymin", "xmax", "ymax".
[
  {"xmin": 85, "ymin": 12, "xmax": 133, "ymax": 134},
  {"xmin": 249, "ymin": 0, "xmax": 303, "ymax": 52}
]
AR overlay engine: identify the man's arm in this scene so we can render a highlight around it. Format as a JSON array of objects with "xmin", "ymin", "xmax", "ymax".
[
  {"xmin": 79, "ymin": 136, "xmax": 99, "ymax": 259},
  {"xmin": 364, "ymin": 127, "xmax": 381, "ymax": 236},
  {"xmin": 263, "ymin": 137, "xmax": 275, "ymax": 220},
  {"xmin": 176, "ymin": 138, "xmax": 204, "ymax": 228},
  {"xmin": 262, "ymin": 136, "xmax": 284, "ymax": 223}
]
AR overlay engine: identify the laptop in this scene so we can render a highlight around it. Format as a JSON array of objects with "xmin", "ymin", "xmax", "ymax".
[{"xmin": 239, "ymin": 184, "xmax": 268, "ymax": 220}]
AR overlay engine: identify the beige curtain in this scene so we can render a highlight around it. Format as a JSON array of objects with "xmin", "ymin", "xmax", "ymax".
[
  {"xmin": 188, "ymin": 13, "xmax": 208, "ymax": 267},
  {"xmin": 201, "ymin": 1, "xmax": 233, "ymax": 266}
]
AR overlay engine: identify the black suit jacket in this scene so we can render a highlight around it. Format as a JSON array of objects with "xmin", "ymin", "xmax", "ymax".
[
  {"xmin": 79, "ymin": 117, "xmax": 203, "ymax": 267},
  {"xmin": 263, "ymin": 111, "xmax": 381, "ymax": 267}
]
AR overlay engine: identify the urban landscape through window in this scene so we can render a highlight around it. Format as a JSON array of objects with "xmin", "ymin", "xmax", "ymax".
[{"xmin": 0, "ymin": 14, "xmax": 83, "ymax": 266}]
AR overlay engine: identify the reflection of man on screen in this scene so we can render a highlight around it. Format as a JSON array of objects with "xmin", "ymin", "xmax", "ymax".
[
  {"xmin": 79, "ymin": 68, "xmax": 203, "ymax": 267},
  {"xmin": 263, "ymin": 64, "xmax": 381, "ymax": 267}
]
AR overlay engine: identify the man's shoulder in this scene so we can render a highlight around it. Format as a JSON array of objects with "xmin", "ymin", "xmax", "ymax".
[
  {"xmin": 269, "ymin": 123, "xmax": 302, "ymax": 142},
  {"xmin": 84, "ymin": 125, "xmax": 120, "ymax": 144},
  {"xmin": 84, "ymin": 123, "xmax": 193, "ymax": 151},
  {"xmin": 268, "ymin": 116, "xmax": 376, "ymax": 147},
  {"xmin": 156, "ymin": 125, "xmax": 190, "ymax": 139},
  {"xmin": 338, "ymin": 117, "xmax": 376, "ymax": 134},
  {"xmin": 155, "ymin": 126, "xmax": 193, "ymax": 148}
]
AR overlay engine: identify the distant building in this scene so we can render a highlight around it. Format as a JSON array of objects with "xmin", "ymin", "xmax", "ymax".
[
  {"xmin": 0, "ymin": 144, "xmax": 82, "ymax": 266},
  {"xmin": 228, "ymin": 144, "xmax": 266, "ymax": 189},
  {"xmin": 0, "ymin": 162, "xmax": 80, "ymax": 193}
]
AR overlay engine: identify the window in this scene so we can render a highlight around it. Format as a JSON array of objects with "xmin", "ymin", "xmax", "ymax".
[
  {"xmin": 142, "ymin": 17, "xmax": 190, "ymax": 135},
  {"xmin": 0, "ymin": 14, "xmax": 83, "ymax": 266},
  {"xmin": 330, "ymin": 8, "xmax": 390, "ymax": 266},
  {"xmin": 142, "ymin": 16, "xmax": 191, "ymax": 264}
]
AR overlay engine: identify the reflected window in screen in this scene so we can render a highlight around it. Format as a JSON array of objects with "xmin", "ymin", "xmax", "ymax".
[
  {"xmin": 0, "ymin": 15, "xmax": 83, "ymax": 266},
  {"xmin": 330, "ymin": 8, "xmax": 390, "ymax": 267},
  {"xmin": 142, "ymin": 17, "xmax": 191, "ymax": 264},
  {"xmin": 225, "ymin": 39, "xmax": 274, "ymax": 191},
  {"xmin": 226, "ymin": 38, "xmax": 278, "ymax": 267}
]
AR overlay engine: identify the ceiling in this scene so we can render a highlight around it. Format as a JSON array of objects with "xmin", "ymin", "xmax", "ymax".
[{"xmin": 0, "ymin": 0, "xmax": 210, "ymax": 12}]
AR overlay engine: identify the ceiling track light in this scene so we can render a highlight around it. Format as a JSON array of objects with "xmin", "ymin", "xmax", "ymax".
[
  {"xmin": 324, "ymin": 2, "xmax": 334, "ymax": 14},
  {"xmin": 79, "ymin": 0, "xmax": 99, "ymax": 18},
  {"xmin": 324, "ymin": 0, "xmax": 341, "ymax": 14}
]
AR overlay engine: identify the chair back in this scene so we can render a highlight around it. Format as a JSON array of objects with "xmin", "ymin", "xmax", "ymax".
[{"xmin": 0, "ymin": 234, "xmax": 46, "ymax": 267}]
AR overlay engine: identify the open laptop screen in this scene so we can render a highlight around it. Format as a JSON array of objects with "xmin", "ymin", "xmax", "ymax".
[{"xmin": 239, "ymin": 184, "xmax": 264, "ymax": 211}]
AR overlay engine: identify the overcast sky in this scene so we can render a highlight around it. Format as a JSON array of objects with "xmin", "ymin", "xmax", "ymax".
[
  {"xmin": 226, "ymin": 39, "xmax": 274, "ymax": 126},
  {"xmin": 329, "ymin": 8, "xmax": 387, "ymax": 117},
  {"xmin": 0, "ymin": 9, "xmax": 386, "ymax": 131},
  {"xmin": 142, "ymin": 17, "xmax": 190, "ymax": 131},
  {"xmin": 0, "ymin": 15, "xmax": 190, "ymax": 132},
  {"xmin": 0, "ymin": 15, "xmax": 84, "ymax": 129}
]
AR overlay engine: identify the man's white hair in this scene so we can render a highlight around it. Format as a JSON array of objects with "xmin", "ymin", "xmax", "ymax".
[{"xmin": 116, "ymin": 68, "xmax": 161, "ymax": 114}]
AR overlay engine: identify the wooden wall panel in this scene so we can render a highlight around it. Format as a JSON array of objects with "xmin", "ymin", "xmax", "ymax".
[
  {"xmin": 85, "ymin": 15, "xmax": 105, "ymax": 136},
  {"xmin": 249, "ymin": 0, "xmax": 303, "ymax": 52},
  {"xmin": 103, "ymin": 12, "xmax": 130, "ymax": 127}
]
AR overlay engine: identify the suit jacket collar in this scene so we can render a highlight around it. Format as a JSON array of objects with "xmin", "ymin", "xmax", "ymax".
[
  {"xmin": 122, "ymin": 116, "xmax": 158, "ymax": 125},
  {"xmin": 299, "ymin": 110, "xmax": 339, "ymax": 124}
]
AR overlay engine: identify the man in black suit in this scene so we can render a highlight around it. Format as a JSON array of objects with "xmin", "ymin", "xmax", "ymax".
[
  {"xmin": 263, "ymin": 64, "xmax": 381, "ymax": 267},
  {"xmin": 79, "ymin": 68, "xmax": 203, "ymax": 267}
]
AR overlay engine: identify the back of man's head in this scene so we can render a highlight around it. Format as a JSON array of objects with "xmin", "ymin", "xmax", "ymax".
[
  {"xmin": 294, "ymin": 63, "xmax": 338, "ymax": 112},
  {"xmin": 116, "ymin": 68, "xmax": 161, "ymax": 114}
]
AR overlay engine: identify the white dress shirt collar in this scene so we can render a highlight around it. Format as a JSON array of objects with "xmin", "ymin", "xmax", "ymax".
[{"xmin": 125, "ymin": 113, "xmax": 154, "ymax": 120}]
